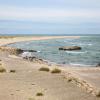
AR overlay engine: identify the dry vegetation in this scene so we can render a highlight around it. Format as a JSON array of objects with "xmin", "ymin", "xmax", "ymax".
[
  {"xmin": 51, "ymin": 68, "xmax": 61, "ymax": 74},
  {"xmin": 28, "ymin": 98, "xmax": 35, "ymax": 100},
  {"xmin": 0, "ymin": 36, "xmax": 15, "ymax": 39},
  {"xmin": 39, "ymin": 67, "xmax": 50, "ymax": 72},
  {"xmin": 96, "ymin": 91, "xmax": 100, "ymax": 97},
  {"xmin": 10, "ymin": 70, "xmax": 16, "ymax": 73},
  {"xmin": 0, "ymin": 66, "xmax": 6, "ymax": 73},
  {"xmin": 36, "ymin": 92, "xmax": 44, "ymax": 96}
]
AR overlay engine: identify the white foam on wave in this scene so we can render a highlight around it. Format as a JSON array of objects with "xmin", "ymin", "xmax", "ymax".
[
  {"xmin": 70, "ymin": 63, "xmax": 94, "ymax": 67},
  {"xmin": 37, "ymin": 51, "xmax": 41, "ymax": 53},
  {"xmin": 79, "ymin": 43, "xmax": 93, "ymax": 46},
  {"xmin": 87, "ymin": 43, "xmax": 92, "ymax": 46},
  {"xmin": 21, "ymin": 52, "xmax": 34, "ymax": 58},
  {"xmin": 66, "ymin": 51, "xmax": 87, "ymax": 54}
]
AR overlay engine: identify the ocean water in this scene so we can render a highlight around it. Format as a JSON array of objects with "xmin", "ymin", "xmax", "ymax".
[{"xmin": 7, "ymin": 36, "xmax": 100, "ymax": 67}]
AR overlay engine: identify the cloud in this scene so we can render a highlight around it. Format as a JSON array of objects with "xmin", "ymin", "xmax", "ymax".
[{"xmin": 0, "ymin": 5, "xmax": 100, "ymax": 22}]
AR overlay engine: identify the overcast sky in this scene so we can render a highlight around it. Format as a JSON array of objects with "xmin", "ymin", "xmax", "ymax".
[{"xmin": 0, "ymin": 0, "xmax": 100, "ymax": 34}]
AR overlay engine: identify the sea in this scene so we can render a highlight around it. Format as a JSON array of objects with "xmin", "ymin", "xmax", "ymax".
[{"xmin": 6, "ymin": 34, "xmax": 100, "ymax": 67}]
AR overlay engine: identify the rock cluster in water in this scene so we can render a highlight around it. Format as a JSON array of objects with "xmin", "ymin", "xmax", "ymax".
[
  {"xmin": 96, "ymin": 63, "xmax": 100, "ymax": 67},
  {"xmin": 21, "ymin": 52, "xmax": 47, "ymax": 64},
  {"xmin": 0, "ymin": 46, "xmax": 37, "ymax": 55}
]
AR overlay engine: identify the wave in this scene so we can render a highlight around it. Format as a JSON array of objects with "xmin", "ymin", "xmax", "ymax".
[
  {"xmin": 66, "ymin": 51, "xmax": 87, "ymax": 54},
  {"xmin": 87, "ymin": 43, "xmax": 92, "ymax": 46},
  {"xmin": 78, "ymin": 43, "xmax": 93, "ymax": 46},
  {"xmin": 69, "ymin": 63, "xmax": 95, "ymax": 67},
  {"xmin": 37, "ymin": 50, "xmax": 41, "ymax": 53}
]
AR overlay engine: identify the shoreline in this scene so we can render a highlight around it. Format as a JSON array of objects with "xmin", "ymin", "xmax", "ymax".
[
  {"xmin": 0, "ymin": 36, "xmax": 100, "ymax": 98},
  {"xmin": 0, "ymin": 35, "xmax": 97, "ymax": 68},
  {"xmin": 0, "ymin": 36, "xmax": 80, "ymax": 46}
]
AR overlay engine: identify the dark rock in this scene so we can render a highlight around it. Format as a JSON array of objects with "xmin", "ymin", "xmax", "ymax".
[
  {"xmin": 0, "ymin": 46, "xmax": 23, "ymax": 55},
  {"xmin": 23, "ymin": 50, "xmax": 37, "ymax": 52},
  {"xmin": 96, "ymin": 63, "xmax": 100, "ymax": 67},
  {"xmin": 59, "ymin": 46, "xmax": 81, "ymax": 51}
]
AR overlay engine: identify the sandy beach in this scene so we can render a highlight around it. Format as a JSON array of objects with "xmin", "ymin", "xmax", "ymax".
[
  {"xmin": 0, "ymin": 36, "xmax": 80, "ymax": 46},
  {"xmin": 0, "ymin": 36, "xmax": 100, "ymax": 100}
]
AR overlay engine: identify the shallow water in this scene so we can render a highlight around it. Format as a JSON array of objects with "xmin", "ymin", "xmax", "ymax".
[{"xmin": 7, "ymin": 36, "xmax": 100, "ymax": 66}]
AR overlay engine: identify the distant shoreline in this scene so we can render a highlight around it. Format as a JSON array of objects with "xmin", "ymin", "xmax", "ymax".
[
  {"xmin": 0, "ymin": 34, "xmax": 100, "ymax": 37},
  {"xmin": 0, "ymin": 36, "xmax": 80, "ymax": 46}
]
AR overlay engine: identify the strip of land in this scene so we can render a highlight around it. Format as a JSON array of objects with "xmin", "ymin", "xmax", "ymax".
[
  {"xmin": 0, "ymin": 36, "xmax": 80, "ymax": 46},
  {"xmin": 0, "ymin": 36, "xmax": 100, "ymax": 100}
]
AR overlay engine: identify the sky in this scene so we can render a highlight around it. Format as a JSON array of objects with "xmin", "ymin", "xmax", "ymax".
[{"xmin": 0, "ymin": 0, "xmax": 100, "ymax": 34}]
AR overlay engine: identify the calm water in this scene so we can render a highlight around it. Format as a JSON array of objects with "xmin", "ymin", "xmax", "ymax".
[{"xmin": 7, "ymin": 36, "xmax": 100, "ymax": 66}]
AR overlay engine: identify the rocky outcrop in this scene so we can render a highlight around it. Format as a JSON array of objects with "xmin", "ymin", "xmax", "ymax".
[
  {"xmin": 59, "ymin": 46, "xmax": 81, "ymax": 51},
  {"xmin": 22, "ymin": 55, "xmax": 47, "ymax": 64},
  {"xmin": 0, "ymin": 46, "xmax": 37, "ymax": 55},
  {"xmin": 96, "ymin": 63, "xmax": 100, "ymax": 67},
  {"xmin": 0, "ymin": 46, "xmax": 23, "ymax": 55},
  {"xmin": 23, "ymin": 49, "xmax": 37, "ymax": 52}
]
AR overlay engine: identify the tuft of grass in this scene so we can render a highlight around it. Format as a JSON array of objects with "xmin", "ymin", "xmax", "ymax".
[
  {"xmin": 28, "ymin": 98, "xmax": 35, "ymax": 100},
  {"xmin": 36, "ymin": 92, "xmax": 44, "ymax": 96},
  {"xmin": 0, "ymin": 66, "xmax": 6, "ymax": 73},
  {"xmin": 10, "ymin": 70, "xmax": 16, "ymax": 73},
  {"xmin": 39, "ymin": 67, "xmax": 50, "ymax": 72},
  {"xmin": 51, "ymin": 68, "xmax": 61, "ymax": 74},
  {"xmin": 96, "ymin": 91, "xmax": 100, "ymax": 97},
  {"xmin": 67, "ymin": 78, "xmax": 73, "ymax": 82}
]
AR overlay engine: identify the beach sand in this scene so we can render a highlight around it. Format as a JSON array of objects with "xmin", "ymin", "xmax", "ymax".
[
  {"xmin": 0, "ymin": 36, "xmax": 80, "ymax": 46},
  {"xmin": 0, "ymin": 36, "xmax": 100, "ymax": 100}
]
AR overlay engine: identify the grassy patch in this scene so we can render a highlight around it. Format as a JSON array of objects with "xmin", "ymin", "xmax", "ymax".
[
  {"xmin": 0, "ymin": 66, "xmax": 6, "ymax": 73},
  {"xmin": 28, "ymin": 98, "xmax": 35, "ymax": 100},
  {"xmin": 39, "ymin": 67, "xmax": 50, "ymax": 72},
  {"xmin": 96, "ymin": 91, "xmax": 100, "ymax": 97},
  {"xmin": 67, "ymin": 78, "xmax": 73, "ymax": 82},
  {"xmin": 36, "ymin": 92, "xmax": 44, "ymax": 96},
  {"xmin": 10, "ymin": 70, "xmax": 16, "ymax": 73},
  {"xmin": 51, "ymin": 68, "xmax": 61, "ymax": 74}
]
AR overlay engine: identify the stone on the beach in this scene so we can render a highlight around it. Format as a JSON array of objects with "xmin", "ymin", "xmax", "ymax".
[
  {"xmin": 59, "ymin": 46, "xmax": 81, "ymax": 51},
  {"xmin": 22, "ymin": 52, "xmax": 46, "ymax": 64},
  {"xmin": 96, "ymin": 63, "xmax": 100, "ymax": 67},
  {"xmin": 21, "ymin": 52, "xmax": 36, "ymax": 60}
]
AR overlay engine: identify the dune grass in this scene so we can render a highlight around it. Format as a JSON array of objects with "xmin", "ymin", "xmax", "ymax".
[
  {"xmin": 10, "ymin": 70, "xmax": 16, "ymax": 73},
  {"xmin": 67, "ymin": 78, "xmax": 73, "ymax": 82},
  {"xmin": 39, "ymin": 67, "xmax": 50, "ymax": 72},
  {"xmin": 28, "ymin": 98, "xmax": 35, "ymax": 100},
  {"xmin": 0, "ymin": 66, "xmax": 6, "ymax": 73},
  {"xmin": 36, "ymin": 92, "xmax": 44, "ymax": 96},
  {"xmin": 51, "ymin": 68, "xmax": 61, "ymax": 74},
  {"xmin": 96, "ymin": 91, "xmax": 100, "ymax": 97}
]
